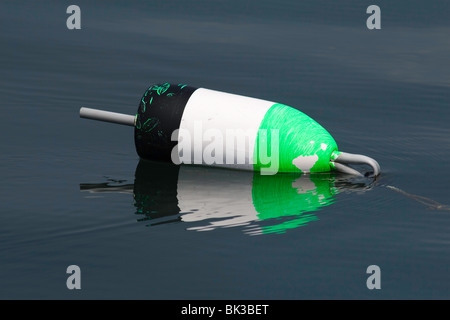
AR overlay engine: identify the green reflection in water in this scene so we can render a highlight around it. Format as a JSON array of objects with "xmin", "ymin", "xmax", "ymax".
[{"xmin": 252, "ymin": 173, "xmax": 338, "ymax": 234}]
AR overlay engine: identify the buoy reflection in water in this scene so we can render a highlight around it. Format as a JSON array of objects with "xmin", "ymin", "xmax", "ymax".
[{"xmin": 81, "ymin": 160, "xmax": 373, "ymax": 235}]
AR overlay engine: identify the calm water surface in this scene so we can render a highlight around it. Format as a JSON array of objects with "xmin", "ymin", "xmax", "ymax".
[{"xmin": 1, "ymin": 0, "xmax": 449, "ymax": 299}]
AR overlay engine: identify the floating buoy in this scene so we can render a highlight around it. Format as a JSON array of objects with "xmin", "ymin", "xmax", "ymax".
[{"xmin": 80, "ymin": 82, "xmax": 380, "ymax": 176}]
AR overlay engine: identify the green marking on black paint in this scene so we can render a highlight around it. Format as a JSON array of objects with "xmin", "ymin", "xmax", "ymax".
[
  {"xmin": 141, "ymin": 93, "xmax": 154, "ymax": 113},
  {"xmin": 141, "ymin": 98, "xmax": 146, "ymax": 113},
  {"xmin": 142, "ymin": 118, "xmax": 159, "ymax": 133},
  {"xmin": 151, "ymin": 83, "xmax": 170, "ymax": 95},
  {"xmin": 178, "ymin": 84, "xmax": 187, "ymax": 89}
]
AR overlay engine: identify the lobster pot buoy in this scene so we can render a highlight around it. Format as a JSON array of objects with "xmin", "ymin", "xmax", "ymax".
[{"xmin": 80, "ymin": 82, "xmax": 381, "ymax": 176}]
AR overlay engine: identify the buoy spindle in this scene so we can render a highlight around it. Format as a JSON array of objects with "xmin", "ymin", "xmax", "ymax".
[{"xmin": 80, "ymin": 107, "xmax": 135, "ymax": 127}]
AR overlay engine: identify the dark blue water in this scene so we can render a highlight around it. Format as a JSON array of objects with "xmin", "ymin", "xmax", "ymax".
[{"xmin": 1, "ymin": 0, "xmax": 449, "ymax": 299}]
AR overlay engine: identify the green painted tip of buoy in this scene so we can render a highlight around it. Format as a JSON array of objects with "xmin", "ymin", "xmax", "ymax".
[{"xmin": 254, "ymin": 103, "xmax": 339, "ymax": 174}]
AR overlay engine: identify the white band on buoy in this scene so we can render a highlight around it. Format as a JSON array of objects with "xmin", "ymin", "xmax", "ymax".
[{"xmin": 178, "ymin": 88, "xmax": 274, "ymax": 170}]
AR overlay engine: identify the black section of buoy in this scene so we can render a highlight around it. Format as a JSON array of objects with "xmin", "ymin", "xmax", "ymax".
[
  {"xmin": 134, "ymin": 83, "xmax": 197, "ymax": 162},
  {"xmin": 133, "ymin": 159, "xmax": 181, "ymax": 222}
]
